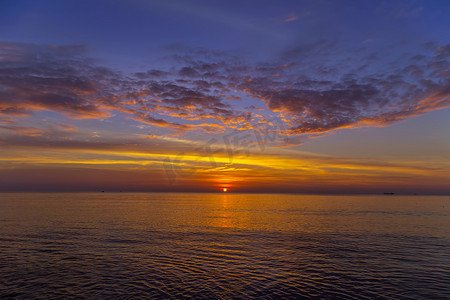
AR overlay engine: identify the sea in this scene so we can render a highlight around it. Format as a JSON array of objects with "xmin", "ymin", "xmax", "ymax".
[{"xmin": 0, "ymin": 193, "xmax": 449, "ymax": 299}]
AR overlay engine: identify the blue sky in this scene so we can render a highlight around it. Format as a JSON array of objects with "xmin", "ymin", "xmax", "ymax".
[{"xmin": 0, "ymin": 0, "xmax": 449, "ymax": 193}]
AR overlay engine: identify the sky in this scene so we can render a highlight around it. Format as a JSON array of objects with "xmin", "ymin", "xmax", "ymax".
[{"xmin": 0, "ymin": 0, "xmax": 449, "ymax": 193}]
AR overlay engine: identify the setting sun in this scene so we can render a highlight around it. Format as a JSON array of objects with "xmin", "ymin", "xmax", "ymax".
[{"xmin": 223, "ymin": 188, "xmax": 227, "ymax": 192}]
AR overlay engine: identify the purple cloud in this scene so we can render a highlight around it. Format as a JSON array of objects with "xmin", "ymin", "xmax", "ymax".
[{"xmin": 0, "ymin": 41, "xmax": 448, "ymax": 138}]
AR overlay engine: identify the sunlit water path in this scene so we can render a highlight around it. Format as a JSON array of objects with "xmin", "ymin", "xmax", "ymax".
[{"xmin": 0, "ymin": 193, "xmax": 449, "ymax": 299}]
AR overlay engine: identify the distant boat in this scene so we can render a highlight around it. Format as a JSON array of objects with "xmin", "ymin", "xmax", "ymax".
[{"xmin": 383, "ymin": 192, "xmax": 395, "ymax": 195}]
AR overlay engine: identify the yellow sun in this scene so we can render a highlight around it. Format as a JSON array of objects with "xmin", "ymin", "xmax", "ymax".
[{"xmin": 223, "ymin": 188, "xmax": 227, "ymax": 192}]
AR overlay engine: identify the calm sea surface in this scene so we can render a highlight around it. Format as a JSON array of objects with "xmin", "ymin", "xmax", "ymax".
[{"xmin": 0, "ymin": 193, "xmax": 449, "ymax": 299}]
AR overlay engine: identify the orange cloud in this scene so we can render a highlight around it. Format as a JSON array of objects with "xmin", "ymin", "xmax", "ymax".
[
  {"xmin": 284, "ymin": 14, "xmax": 298, "ymax": 22},
  {"xmin": 0, "ymin": 125, "xmax": 45, "ymax": 136},
  {"xmin": 1, "ymin": 41, "xmax": 449, "ymax": 139}
]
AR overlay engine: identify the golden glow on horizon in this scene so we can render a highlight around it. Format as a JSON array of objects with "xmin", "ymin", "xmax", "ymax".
[
  {"xmin": 0, "ymin": 142, "xmax": 449, "ymax": 192},
  {"xmin": 0, "ymin": 147, "xmax": 443, "ymax": 177}
]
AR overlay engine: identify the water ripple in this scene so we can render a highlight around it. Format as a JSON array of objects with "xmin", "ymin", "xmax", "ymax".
[{"xmin": 0, "ymin": 193, "xmax": 449, "ymax": 299}]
